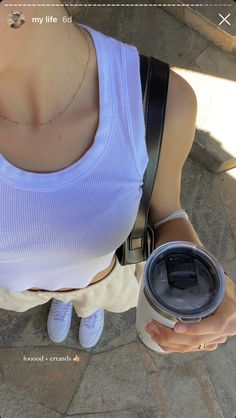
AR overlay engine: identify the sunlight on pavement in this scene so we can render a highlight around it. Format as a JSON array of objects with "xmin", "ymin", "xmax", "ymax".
[{"xmin": 172, "ymin": 67, "xmax": 236, "ymax": 169}]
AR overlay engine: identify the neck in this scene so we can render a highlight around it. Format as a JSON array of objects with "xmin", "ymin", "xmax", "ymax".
[{"xmin": 0, "ymin": 5, "xmax": 90, "ymax": 126}]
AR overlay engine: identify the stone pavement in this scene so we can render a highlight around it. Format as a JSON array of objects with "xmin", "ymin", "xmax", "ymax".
[
  {"xmin": 0, "ymin": 5, "xmax": 236, "ymax": 418},
  {"xmin": 162, "ymin": 0, "xmax": 236, "ymax": 173},
  {"xmin": 163, "ymin": 0, "xmax": 236, "ymax": 55}
]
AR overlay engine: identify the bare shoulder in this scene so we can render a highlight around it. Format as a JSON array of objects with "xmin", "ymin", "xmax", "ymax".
[
  {"xmin": 168, "ymin": 68, "xmax": 197, "ymax": 107},
  {"xmin": 149, "ymin": 68, "xmax": 197, "ymax": 223}
]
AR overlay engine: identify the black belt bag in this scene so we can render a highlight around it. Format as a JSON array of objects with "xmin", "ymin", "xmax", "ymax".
[{"xmin": 115, "ymin": 54, "xmax": 170, "ymax": 265}]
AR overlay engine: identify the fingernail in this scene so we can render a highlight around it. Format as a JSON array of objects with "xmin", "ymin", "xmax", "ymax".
[{"xmin": 174, "ymin": 324, "xmax": 188, "ymax": 333}]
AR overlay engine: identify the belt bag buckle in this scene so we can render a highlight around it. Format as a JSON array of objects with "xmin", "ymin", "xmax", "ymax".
[{"xmin": 116, "ymin": 224, "xmax": 155, "ymax": 266}]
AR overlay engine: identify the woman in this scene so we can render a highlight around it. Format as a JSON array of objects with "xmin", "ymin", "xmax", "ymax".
[{"xmin": 0, "ymin": 1, "xmax": 235, "ymax": 353}]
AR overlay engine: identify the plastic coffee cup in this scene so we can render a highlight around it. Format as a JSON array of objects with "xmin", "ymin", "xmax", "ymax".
[{"xmin": 135, "ymin": 241, "xmax": 226, "ymax": 353}]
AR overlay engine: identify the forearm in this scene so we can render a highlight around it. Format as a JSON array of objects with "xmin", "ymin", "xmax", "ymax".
[{"xmin": 154, "ymin": 217, "xmax": 204, "ymax": 248}]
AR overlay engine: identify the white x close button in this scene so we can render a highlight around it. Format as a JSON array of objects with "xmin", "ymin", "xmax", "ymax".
[{"xmin": 218, "ymin": 13, "xmax": 231, "ymax": 26}]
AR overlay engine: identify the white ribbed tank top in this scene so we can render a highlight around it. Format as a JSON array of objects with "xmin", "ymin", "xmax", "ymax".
[{"xmin": 0, "ymin": 23, "xmax": 149, "ymax": 291}]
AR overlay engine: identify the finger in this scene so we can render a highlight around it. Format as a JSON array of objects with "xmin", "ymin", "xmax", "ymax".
[
  {"xmin": 150, "ymin": 333, "xmax": 220, "ymax": 352},
  {"xmin": 174, "ymin": 310, "xmax": 228, "ymax": 336},
  {"xmin": 173, "ymin": 283, "xmax": 236, "ymax": 336},
  {"xmin": 166, "ymin": 335, "xmax": 228, "ymax": 346},
  {"xmin": 146, "ymin": 322, "xmax": 227, "ymax": 346},
  {"xmin": 205, "ymin": 335, "xmax": 228, "ymax": 344},
  {"xmin": 158, "ymin": 343, "xmax": 219, "ymax": 353},
  {"xmin": 220, "ymin": 318, "xmax": 236, "ymax": 336},
  {"xmin": 148, "ymin": 331, "xmax": 227, "ymax": 350}
]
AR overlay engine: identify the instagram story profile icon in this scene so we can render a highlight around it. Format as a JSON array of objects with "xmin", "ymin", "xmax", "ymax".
[{"xmin": 7, "ymin": 11, "xmax": 25, "ymax": 29}]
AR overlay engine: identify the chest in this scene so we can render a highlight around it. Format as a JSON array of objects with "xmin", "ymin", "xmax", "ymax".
[
  {"xmin": 0, "ymin": 105, "xmax": 99, "ymax": 174},
  {"xmin": 0, "ymin": 44, "xmax": 100, "ymax": 174}
]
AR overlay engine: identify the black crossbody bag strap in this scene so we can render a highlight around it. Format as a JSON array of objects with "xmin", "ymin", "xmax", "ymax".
[{"xmin": 116, "ymin": 54, "xmax": 170, "ymax": 265}]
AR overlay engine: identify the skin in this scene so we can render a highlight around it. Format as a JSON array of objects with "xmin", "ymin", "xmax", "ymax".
[
  {"xmin": 0, "ymin": 0, "xmax": 87, "ymax": 124},
  {"xmin": 145, "ymin": 69, "xmax": 236, "ymax": 353},
  {"xmin": 1, "ymin": 1, "xmax": 236, "ymax": 350}
]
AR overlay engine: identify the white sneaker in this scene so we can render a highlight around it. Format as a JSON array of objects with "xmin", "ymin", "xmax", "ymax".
[
  {"xmin": 79, "ymin": 308, "xmax": 104, "ymax": 348},
  {"xmin": 47, "ymin": 299, "xmax": 73, "ymax": 343}
]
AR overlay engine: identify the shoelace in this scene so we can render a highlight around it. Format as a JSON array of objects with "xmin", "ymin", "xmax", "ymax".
[
  {"xmin": 83, "ymin": 309, "xmax": 103, "ymax": 329},
  {"xmin": 53, "ymin": 300, "xmax": 72, "ymax": 321}
]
